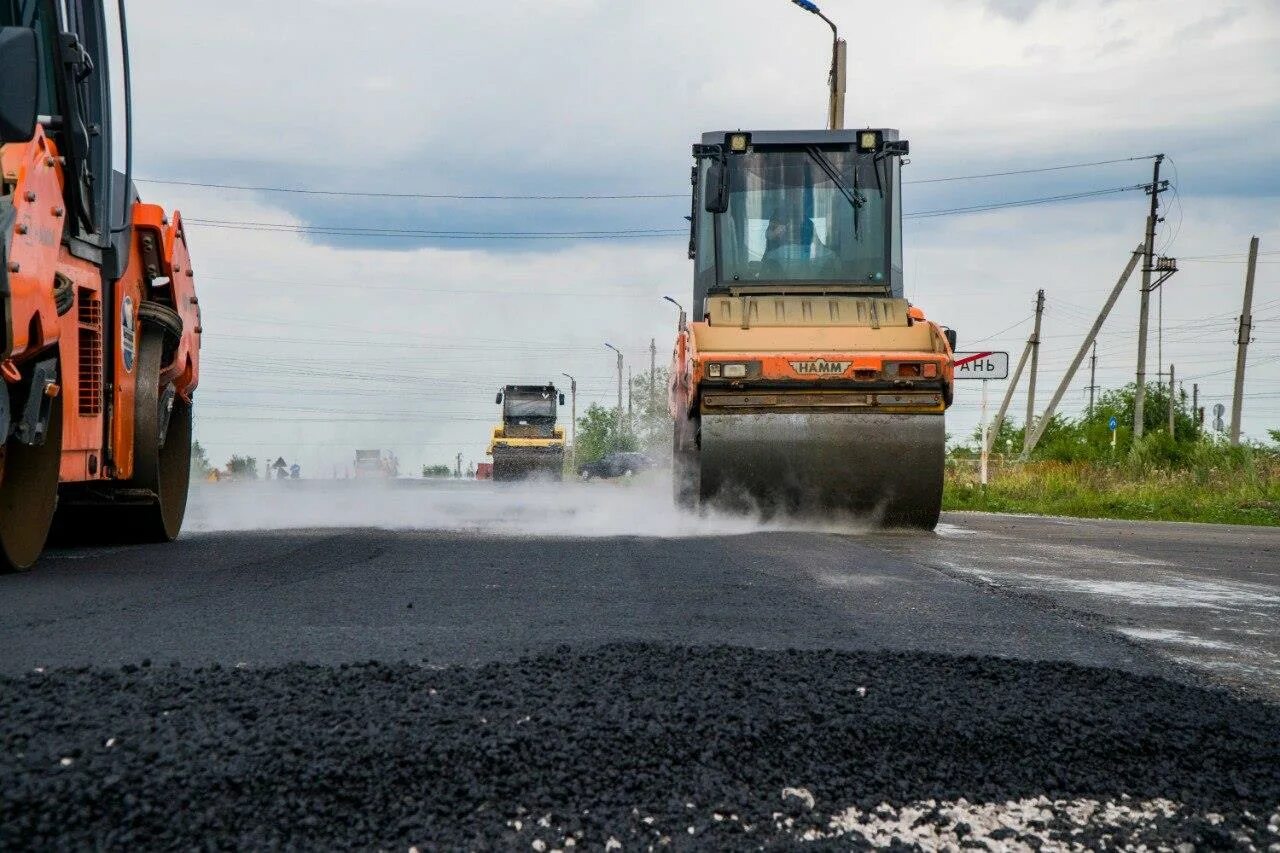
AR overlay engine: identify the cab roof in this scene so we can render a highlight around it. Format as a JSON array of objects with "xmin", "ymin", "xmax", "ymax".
[{"xmin": 700, "ymin": 129, "xmax": 900, "ymax": 146}]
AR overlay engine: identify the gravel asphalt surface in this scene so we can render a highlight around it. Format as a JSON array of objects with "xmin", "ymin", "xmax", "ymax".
[{"xmin": 1, "ymin": 479, "xmax": 1277, "ymax": 849}]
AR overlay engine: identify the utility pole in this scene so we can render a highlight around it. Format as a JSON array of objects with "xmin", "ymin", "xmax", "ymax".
[
  {"xmin": 1229, "ymin": 236, "xmax": 1259, "ymax": 446},
  {"xmin": 561, "ymin": 372, "xmax": 577, "ymax": 467},
  {"xmin": 1023, "ymin": 248, "xmax": 1142, "ymax": 455},
  {"xmin": 1168, "ymin": 364, "xmax": 1176, "ymax": 436},
  {"xmin": 1192, "ymin": 383, "xmax": 1200, "ymax": 435},
  {"xmin": 628, "ymin": 366, "xmax": 633, "ymax": 421},
  {"xmin": 1087, "ymin": 340, "xmax": 1098, "ymax": 418},
  {"xmin": 1021, "ymin": 289, "xmax": 1045, "ymax": 453},
  {"xmin": 455, "ymin": 452, "xmax": 462, "ymax": 479},
  {"xmin": 1133, "ymin": 154, "xmax": 1167, "ymax": 440}
]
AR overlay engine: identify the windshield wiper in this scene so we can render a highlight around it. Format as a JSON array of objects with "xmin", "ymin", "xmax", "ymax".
[{"xmin": 804, "ymin": 145, "xmax": 865, "ymax": 237}]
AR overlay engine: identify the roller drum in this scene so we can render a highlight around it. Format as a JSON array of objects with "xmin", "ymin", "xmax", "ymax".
[{"xmin": 696, "ymin": 412, "xmax": 944, "ymax": 528}]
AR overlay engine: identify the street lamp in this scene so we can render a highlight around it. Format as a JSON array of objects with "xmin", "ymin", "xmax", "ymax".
[
  {"xmin": 790, "ymin": 0, "xmax": 846, "ymax": 130},
  {"xmin": 560, "ymin": 372, "xmax": 577, "ymax": 466},
  {"xmin": 663, "ymin": 295, "xmax": 686, "ymax": 330},
  {"xmin": 604, "ymin": 343, "xmax": 624, "ymax": 423}
]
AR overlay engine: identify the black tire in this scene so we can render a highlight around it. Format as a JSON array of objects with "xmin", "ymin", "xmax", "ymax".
[
  {"xmin": 137, "ymin": 301, "xmax": 183, "ymax": 341},
  {"xmin": 0, "ymin": 392, "xmax": 62, "ymax": 571},
  {"xmin": 53, "ymin": 274, "xmax": 74, "ymax": 316},
  {"xmin": 126, "ymin": 332, "xmax": 192, "ymax": 542}
]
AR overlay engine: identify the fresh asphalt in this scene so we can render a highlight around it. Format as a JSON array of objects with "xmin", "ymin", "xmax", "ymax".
[{"xmin": 2, "ymin": 479, "xmax": 1277, "ymax": 849}]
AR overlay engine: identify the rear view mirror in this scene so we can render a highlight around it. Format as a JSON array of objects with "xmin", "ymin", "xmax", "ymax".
[
  {"xmin": 558, "ymin": 393, "xmax": 566, "ymax": 406},
  {"xmin": 0, "ymin": 28, "xmax": 39, "ymax": 144},
  {"xmin": 944, "ymin": 328, "xmax": 958, "ymax": 351},
  {"xmin": 495, "ymin": 392, "xmax": 503, "ymax": 404},
  {"xmin": 704, "ymin": 160, "xmax": 728, "ymax": 214}
]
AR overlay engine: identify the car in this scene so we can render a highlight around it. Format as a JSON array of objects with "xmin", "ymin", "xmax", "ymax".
[{"xmin": 578, "ymin": 452, "xmax": 656, "ymax": 481}]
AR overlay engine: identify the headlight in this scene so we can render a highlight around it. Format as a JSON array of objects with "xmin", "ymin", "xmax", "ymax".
[
  {"xmin": 707, "ymin": 363, "xmax": 722, "ymax": 378},
  {"xmin": 723, "ymin": 363, "xmax": 747, "ymax": 379}
]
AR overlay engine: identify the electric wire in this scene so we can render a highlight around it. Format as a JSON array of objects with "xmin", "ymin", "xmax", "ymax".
[{"xmin": 138, "ymin": 154, "xmax": 1158, "ymax": 200}]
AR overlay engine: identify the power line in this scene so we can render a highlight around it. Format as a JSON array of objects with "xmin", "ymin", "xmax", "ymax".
[
  {"xmin": 184, "ymin": 183, "xmax": 1156, "ymax": 243},
  {"xmin": 185, "ymin": 219, "xmax": 684, "ymax": 240},
  {"xmin": 903, "ymin": 155, "xmax": 1156, "ymax": 185},
  {"xmin": 965, "ymin": 314, "xmax": 1034, "ymax": 346},
  {"xmin": 144, "ymin": 180, "xmax": 684, "ymax": 200},
  {"xmin": 138, "ymin": 154, "xmax": 1156, "ymax": 201},
  {"xmin": 904, "ymin": 184, "xmax": 1149, "ymax": 219}
]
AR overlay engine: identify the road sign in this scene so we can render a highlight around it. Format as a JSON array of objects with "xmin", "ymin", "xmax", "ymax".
[
  {"xmin": 1214, "ymin": 417, "xmax": 1226, "ymax": 433},
  {"xmin": 953, "ymin": 351, "xmax": 1009, "ymax": 380},
  {"xmin": 1108, "ymin": 416, "xmax": 1117, "ymax": 431},
  {"xmin": 1213, "ymin": 403, "xmax": 1226, "ymax": 418}
]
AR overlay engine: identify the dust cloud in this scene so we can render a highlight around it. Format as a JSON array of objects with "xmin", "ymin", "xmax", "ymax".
[{"xmin": 184, "ymin": 475, "xmax": 875, "ymax": 538}]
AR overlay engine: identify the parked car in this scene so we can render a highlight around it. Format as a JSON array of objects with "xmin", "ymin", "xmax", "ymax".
[{"xmin": 577, "ymin": 452, "xmax": 655, "ymax": 481}]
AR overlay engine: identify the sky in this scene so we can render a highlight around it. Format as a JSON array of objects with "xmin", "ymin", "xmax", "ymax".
[{"xmin": 122, "ymin": 0, "xmax": 1280, "ymax": 474}]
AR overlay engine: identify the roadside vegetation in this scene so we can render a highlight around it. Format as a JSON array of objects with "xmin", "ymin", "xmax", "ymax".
[
  {"xmin": 571, "ymin": 367, "xmax": 671, "ymax": 469},
  {"xmin": 947, "ymin": 383, "xmax": 1280, "ymax": 526}
]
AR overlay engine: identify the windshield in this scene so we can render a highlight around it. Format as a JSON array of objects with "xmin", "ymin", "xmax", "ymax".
[
  {"xmin": 505, "ymin": 392, "xmax": 556, "ymax": 419},
  {"xmin": 714, "ymin": 149, "xmax": 896, "ymax": 287}
]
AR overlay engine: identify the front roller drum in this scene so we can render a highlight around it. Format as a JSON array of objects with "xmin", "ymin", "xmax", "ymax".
[
  {"xmin": 491, "ymin": 447, "xmax": 564, "ymax": 482},
  {"xmin": 692, "ymin": 411, "xmax": 945, "ymax": 529}
]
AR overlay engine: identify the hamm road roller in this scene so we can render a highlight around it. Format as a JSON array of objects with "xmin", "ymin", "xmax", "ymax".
[
  {"xmin": 0, "ymin": 0, "xmax": 201, "ymax": 569},
  {"xmin": 669, "ymin": 129, "xmax": 955, "ymax": 528},
  {"xmin": 487, "ymin": 384, "xmax": 566, "ymax": 481}
]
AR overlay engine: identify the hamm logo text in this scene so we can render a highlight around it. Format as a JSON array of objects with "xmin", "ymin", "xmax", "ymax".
[{"xmin": 789, "ymin": 360, "xmax": 851, "ymax": 375}]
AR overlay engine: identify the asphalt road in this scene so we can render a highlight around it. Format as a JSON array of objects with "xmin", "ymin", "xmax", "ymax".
[{"xmin": 2, "ymin": 479, "xmax": 1278, "ymax": 848}]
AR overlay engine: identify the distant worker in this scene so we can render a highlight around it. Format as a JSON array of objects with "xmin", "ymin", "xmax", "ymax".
[{"xmin": 289, "ymin": 464, "xmax": 301, "ymax": 480}]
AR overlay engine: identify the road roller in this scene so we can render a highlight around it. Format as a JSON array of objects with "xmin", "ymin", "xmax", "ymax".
[
  {"xmin": 669, "ymin": 129, "xmax": 955, "ymax": 528},
  {"xmin": 488, "ymin": 384, "xmax": 566, "ymax": 481},
  {"xmin": 0, "ymin": 1, "xmax": 201, "ymax": 570}
]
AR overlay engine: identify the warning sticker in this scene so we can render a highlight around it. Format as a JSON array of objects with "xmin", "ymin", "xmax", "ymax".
[{"xmin": 121, "ymin": 296, "xmax": 136, "ymax": 373}]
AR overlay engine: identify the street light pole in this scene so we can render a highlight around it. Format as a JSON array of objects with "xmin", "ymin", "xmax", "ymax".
[
  {"xmin": 791, "ymin": 0, "xmax": 846, "ymax": 130},
  {"xmin": 560, "ymin": 372, "xmax": 577, "ymax": 467},
  {"xmin": 604, "ymin": 343, "xmax": 624, "ymax": 424},
  {"xmin": 663, "ymin": 295, "xmax": 686, "ymax": 330}
]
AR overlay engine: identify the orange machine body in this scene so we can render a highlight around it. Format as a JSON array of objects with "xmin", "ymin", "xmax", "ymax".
[
  {"xmin": 670, "ymin": 297, "xmax": 954, "ymax": 421},
  {"xmin": 1, "ymin": 128, "xmax": 200, "ymax": 485}
]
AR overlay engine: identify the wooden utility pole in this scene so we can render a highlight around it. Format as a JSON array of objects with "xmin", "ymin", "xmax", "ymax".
[
  {"xmin": 1192, "ymin": 383, "xmax": 1200, "ymax": 435},
  {"xmin": 1168, "ymin": 365, "xmax": 1176, "ymax": 435},
  {"xmin": 1133, "ymin": 154, "xmax": 1166, "ymax": 439},
  {"xmin": 1229, "ymin": 236, "xmax": 1260, "ymax": 445},
  {"xmin": 1024, "ymin": 248, "xmax": 1142, "ymax": 455},
  {"xmin": 1087, "ymin": 340, "xmax": 1098, "ymax": 418},
  {"xmin": 1021, "ymin": 289, "xmax": 1045, "ymax": 453}
]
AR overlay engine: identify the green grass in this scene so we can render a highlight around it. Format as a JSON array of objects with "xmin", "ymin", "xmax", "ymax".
[{"xmin": 944, "ymin": 458, "xmax": 1280, "ymax": 526}]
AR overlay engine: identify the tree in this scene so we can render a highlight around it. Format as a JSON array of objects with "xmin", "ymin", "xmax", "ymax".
[
  {"xmin": 225, "ymin": 455, "xmax": 258, "ymax": 479},
  {"xmin": 575, "ymin": 403, "xmax": 637, "ymax": 464},
  {"xmin": 421, "ymin": 464, "xmax": 452, "ymax": 478},
  {"xmin": 628, "ymin": 366, "xmax": 673, "ymax": 457},
  {"xmin": 190, "ymin": 439, "xmax": 212, "ymax": 478}
]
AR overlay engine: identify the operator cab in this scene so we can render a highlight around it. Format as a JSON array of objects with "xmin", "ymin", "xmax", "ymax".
[
  {"xmin": 494, "ymin": 384, "xmax": 565, "ymax": 439},
  {"xmin": 689, "ymin": 129, "xmax": 908, "ymax": 317},
  {"xmin": 0, "ymin": 0, "xmax": 138, "ymax": 280}
]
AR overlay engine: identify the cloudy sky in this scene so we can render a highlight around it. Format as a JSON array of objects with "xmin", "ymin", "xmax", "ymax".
[{"xmin": 124, "ymin": 0, "xmax": 1280, "ymax": 474}]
